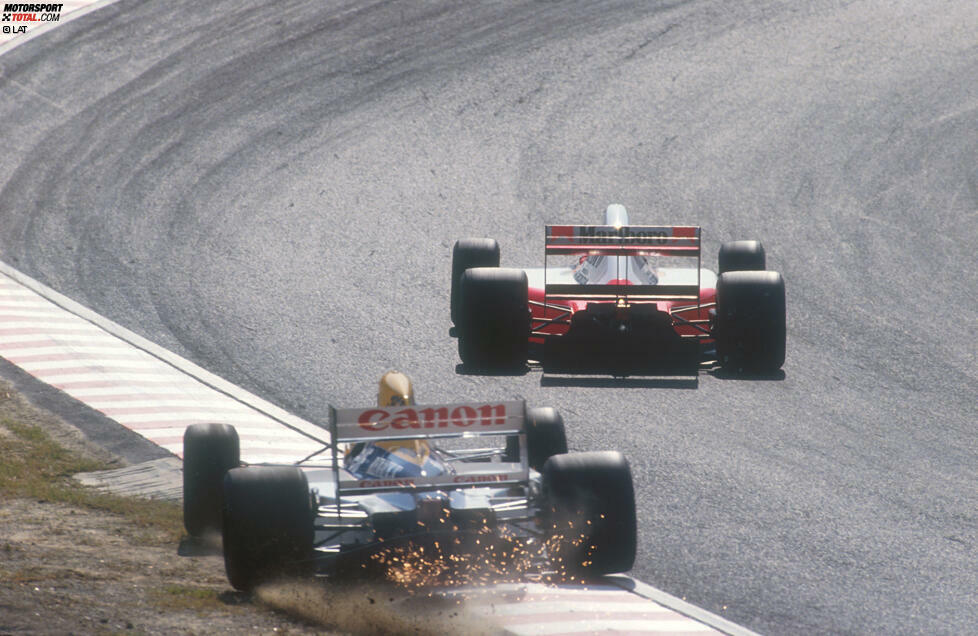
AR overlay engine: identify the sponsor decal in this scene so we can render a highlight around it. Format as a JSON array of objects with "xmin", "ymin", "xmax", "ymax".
[
  {"xmin": 357, "ymin": 478, "xmax": 416, "ymax": 488},
  {"xmin": 353, "ymin": 473, "xmax": 517, "ymax": 489},
  {"xmin": 548, "ymin": 225, "xmax": 699, "ymax": 248},
  {"xmin": 2, "ymin": 3, "xmax": 62, "ymax": 36},
  {"xmin": 452, "ymin": 473, "xmax": 510, "ymax": 484},
  {"xmin": 578, "ymin": 225, "xmax": 670, "ymax": 245},
  {"xmin": 357, "ymin": 403, "xmax": 508, "ymax": 432}
]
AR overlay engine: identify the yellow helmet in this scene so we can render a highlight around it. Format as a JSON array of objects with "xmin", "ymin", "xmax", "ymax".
[
  {"xmin": 378, "ymin": 370, "xmax": 415, "ymax": 407},
  {"xmin": 346, "ymin": 370, "xmax": 429, "ymax": 468}
]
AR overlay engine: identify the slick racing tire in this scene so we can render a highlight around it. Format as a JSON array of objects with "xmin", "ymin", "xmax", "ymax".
[
  {"xmin": 183, "ymin": 423, "xmax": 240, "ymax": 537},
  {"xmin": 505, "ymin": 407, "xmax": 568, "ymax": 471},
  {"xmin": 715, "ymin": 270, "xmax": 786, "ymax": 372},
  {"xmin": 222, "ymin": 466, "xmax": 314, "ymax": 592},
  {"xmin": 543, "ymin": 451, "xmax": 637, "ymax": 577},
  {"xmin": 718, "ymin": 240, "xmax": 766, "ymax": 274},
  {"xmin": 451, "ymin": 238, "xmax": 500, "ymax": 325},
  {"xmin": 457, "ymin": 267, "xmax": 530, "ymax": 369}
]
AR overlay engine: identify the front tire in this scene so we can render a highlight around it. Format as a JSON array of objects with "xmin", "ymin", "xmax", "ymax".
[
  {"xmin": 543, "ymin": 451, "xmax": 637, "ymax": 576},
  {"xmin": 222, "ymin": 466, "xmax": 314, "ymax": 592},
  {"xmin": 451, "ymin": 238, "xmax": 500, "ymax": 325},
  {"xmin": 505, "ymin": 407, "xmax": 568, "ymax": 471},
  {"xmin": 183, "ymin": 423, "xmax": 240, "ymax": 537},
  {"xmin": 718, "ymin": 240, "xmax": 766, "ymax": 274},
  {"xmin": 457, "ymin": 267, "xmax": 530, "ymax": 369},
  {"xmin": 715, "ymin": 270, "xmax": 786, "ymax": 372}
]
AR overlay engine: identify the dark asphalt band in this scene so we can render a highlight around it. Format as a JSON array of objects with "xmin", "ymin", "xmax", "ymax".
[{"xmin": 0, "ymin": 355, "xmax": 173, "ymax": 464}]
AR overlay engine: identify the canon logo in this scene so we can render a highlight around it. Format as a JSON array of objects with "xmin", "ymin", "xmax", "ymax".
[
  {"xmin": 357, "ymin": 403, "xmax": 508, "ymax": 432},
  {"xmin": 452, "ymin": 474, "xmax": 509, "ymax": 484},
  {"xmin": 358, "ymin": 478, "xmax": 416, "ymax": 488}
]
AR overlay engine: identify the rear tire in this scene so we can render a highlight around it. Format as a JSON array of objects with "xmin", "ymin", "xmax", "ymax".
[
  {"xmin": 451, "ymin": 238, "xmax": 500, "ymax": 325},
  {"xmin": 457, "ymin": 267, "xmax": 529, "ymax": 369},
  {"xmin": 183, "ymin": 423, "xmax": 240, "ymax": 537},
  {"xmin": 715, "ymin": 270, "xmax": 786, "ymax": 372},
  {"xmin": 543, "ymin": 451, "xmax": 637, "ymax": 576},
  {"xmin": 505, "ymin": 407, "xmax": 568, "ymax": 471},
  {"xmin": 718, "ymin": 240, "xmax": 765, "ymax": 274},
  {"xmin": 222, "ymin": 466, "xmax": 314, "ymax": 592}
]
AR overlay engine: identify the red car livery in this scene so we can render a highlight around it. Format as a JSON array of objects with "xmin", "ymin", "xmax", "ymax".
[{"xmin": 450, "ymin": 204, "xmax": 786, "ymax": 375}]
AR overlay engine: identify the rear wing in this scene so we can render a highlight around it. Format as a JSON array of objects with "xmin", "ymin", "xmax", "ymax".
[
  {"xmin": 545, "ymin": 224, "xmax": 701, "ymax": 302},
  {"xmin": 328, "ymin": 400, "xmax": 529, "ymax": 495}
]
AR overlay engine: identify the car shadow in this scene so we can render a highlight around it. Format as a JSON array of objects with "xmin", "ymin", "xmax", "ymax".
[
  {"xmin": 708, "ymin": 367, "xmax": 787, "ymax": 381},
  {"xmin": 539, "ymin": 374, "xmax": 699, "ymax": 389},
  {"xmin": 177, "ymin": 534, "xmax": 223, "ymax": 557},
  {"xmin": 454, "ymin": 363, "xmax": 531, "ymax": 377}
]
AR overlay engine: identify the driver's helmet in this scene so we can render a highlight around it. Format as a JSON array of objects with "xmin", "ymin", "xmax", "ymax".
[
  {"xmin": 378, "ymin": 370, "xmax": 414, "ymax": 407},
  {"xmin": 344, "ymin": 371, "xmax": 449, "ymax": 479}
]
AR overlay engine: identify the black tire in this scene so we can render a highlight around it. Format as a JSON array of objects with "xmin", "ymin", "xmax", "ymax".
[
  {"xmin": 451, "ymin": 238, "xmax": 500, "ymax": 325},
  {"xmin": 457, "ymin": 267, "xmax": 529, "ymax": 368},
  {"xmin": 505, "ymin": 407, "xmax": 568, "ymax": 471},
  {"xmin": 715, "ymin": 270, "xmax": 786, "ymax": 372},
  {"xmin": 543, "ymin": 451, "xmax": 637, "ymax": 577},
  {"xmin": 222, "ymin": 466, "xmax": 314, "ymax": 592},
  {"xmin": 183, "ymin": 423, "xmax": 240, "ymax": 537},
  {"xmin": 718, "ymin": 240, "xmax": 766, "ymax": 274}
]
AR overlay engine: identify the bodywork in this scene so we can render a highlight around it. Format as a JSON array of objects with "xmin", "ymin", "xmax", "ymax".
[
  {"xmin": 297, "ymin": 400, "xmax": 549, "ymax": 577},
  {"xmin": 525, "ymin": 206, "xmax": 715, "ymax": 374}
]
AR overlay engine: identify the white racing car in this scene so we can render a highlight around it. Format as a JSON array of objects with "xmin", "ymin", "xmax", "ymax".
[{"xmin": 182, "ymin": 373, "xmax": 637, "ymax": 591}]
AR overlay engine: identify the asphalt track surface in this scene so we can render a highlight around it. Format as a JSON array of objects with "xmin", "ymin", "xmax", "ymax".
[{"xmin": 0, "ymin": 1, "xmax": 975, "ymax": 633}]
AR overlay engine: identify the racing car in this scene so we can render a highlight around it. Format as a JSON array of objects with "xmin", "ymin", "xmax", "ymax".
[
  {"xmin": 450, "ymin": 204, "xmax": 786, "ymax": 374},
  {"xmin": 182, "ymin": 372, "xmax": 637, "ymax": 591}
]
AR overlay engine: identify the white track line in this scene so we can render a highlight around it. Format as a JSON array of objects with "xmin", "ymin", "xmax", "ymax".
[{"xmin": 0, "ymin": 269, "xmax": 326, "ymax": 459}]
